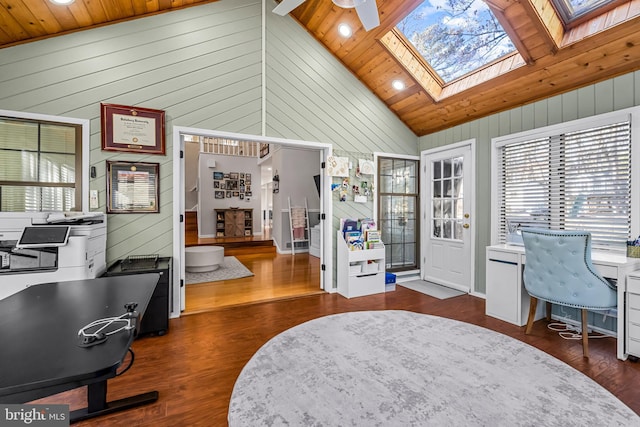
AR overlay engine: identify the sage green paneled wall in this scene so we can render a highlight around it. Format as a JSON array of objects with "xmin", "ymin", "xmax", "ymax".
[
  {"xmin": 0, "ymin": 0, "xmax": 417, "ymax": 274},
  {"xmin": 265, "ymin": 3, "xmax": 418, "ymax": 282},
  {"xmin": 0, "ymin": 0, "xmax": 262, "ymax": 264},
  {"xmin": 419, "ymin": 71, "xmax": 640, "ymax": 294}
]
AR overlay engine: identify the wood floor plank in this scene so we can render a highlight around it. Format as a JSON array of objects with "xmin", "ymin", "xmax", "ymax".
[{"xmin": 32, "ymin": 285, "xmax": 640, "ymax": 426}]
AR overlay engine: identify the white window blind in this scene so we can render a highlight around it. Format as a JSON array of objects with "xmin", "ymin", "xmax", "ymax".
[
  {"xmin": 498, "ymin": 119, "xmax": 631, "ymax": 250},
  {"xmin": 0, "ymin": 117, "xmax": 80, "ymax": 212}
]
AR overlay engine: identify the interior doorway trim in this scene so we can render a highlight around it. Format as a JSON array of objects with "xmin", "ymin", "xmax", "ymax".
[{"xmin": 171, "ymin": 126, "xmax": 333, "ymax": 317}]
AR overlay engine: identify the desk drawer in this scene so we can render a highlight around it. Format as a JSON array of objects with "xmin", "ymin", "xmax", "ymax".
[
  {"xmin": 628, "ymin": 277, "xmax": 640, "ymax": 294},
  {"xmin": 628, "ymin": 293, "xmax": 640, "ymax": 310},
  {"xmin": 594, "ymin": 264, "xmax": 617, "ymax": 280},
  {"xmin": 629, "ymin": 307, "xmax": 640, "ymax": 325},
  {"xmin": 629, "ymin": 321, "xmax": 640, "ymax": 340},
  {"xmin": 628, "ymin": 338, "xmax": 640, "ymax": 357},
  {"xmin": 487, "ymin": 250, "xmax": 519, "ymax": 265}
]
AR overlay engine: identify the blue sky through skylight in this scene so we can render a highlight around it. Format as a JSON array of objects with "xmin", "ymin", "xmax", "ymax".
[{"xmin": 397, "ymin": 0, "xmax": 515, "ymax": 82}]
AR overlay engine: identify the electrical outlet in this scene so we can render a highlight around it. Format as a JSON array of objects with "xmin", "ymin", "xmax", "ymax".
[{"xmin": 90, "ymin": 190, "xmax": 98, "ymax": 209}]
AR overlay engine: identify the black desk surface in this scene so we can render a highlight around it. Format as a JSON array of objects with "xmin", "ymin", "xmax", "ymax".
[{"xmin": 0, "ymin": 274, "xmax": 159, "ymax": 403}]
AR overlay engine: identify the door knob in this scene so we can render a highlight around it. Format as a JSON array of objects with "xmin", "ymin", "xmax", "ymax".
[
  {"xmin": 464, "ymin": 213, "xmax": 470, "ymax": 218},
  {"xmin": 463, "ymin": 224, "xmax": 470, "ymax": 229}
]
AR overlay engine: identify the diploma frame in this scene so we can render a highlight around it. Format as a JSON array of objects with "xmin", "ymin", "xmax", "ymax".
[
  {"xmin": 106, "ymin": 161, "xmax": 160, "ymax": 214},
  {"xmin": 101, "ymin": 103, "xmax": 166, "ymax": 155}
]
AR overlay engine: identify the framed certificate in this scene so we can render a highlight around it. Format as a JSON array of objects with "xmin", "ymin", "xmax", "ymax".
[
  {"xmin": 106, "ymin": 161, "xmax": 160, "ymax": 213},
  {"xmin": 101, "ymin": 103, "xmax": 166, "ymax": 155}
]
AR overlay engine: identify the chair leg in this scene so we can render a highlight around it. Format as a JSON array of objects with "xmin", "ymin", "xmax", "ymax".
[
  {"xmin": 581, "ymin": 309, "xmax": 589, "ymax": 358},
  {"xmin": 545, "ymin": 302, "xmax": 552, "ymax": 322},
  {"xmin": 525, "ymin": 297, "xmax": 538, "ymax": 334}
]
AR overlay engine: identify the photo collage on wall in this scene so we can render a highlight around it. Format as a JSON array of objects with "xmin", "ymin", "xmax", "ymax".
[{"xmin": 213, "ymin": 171, "xmax": 252, "ymax": 201}]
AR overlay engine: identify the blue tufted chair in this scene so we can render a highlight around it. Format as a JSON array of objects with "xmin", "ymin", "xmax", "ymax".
[{"xmin": 521, "ymin": 228, "xmax": 617, "ymax": 358}]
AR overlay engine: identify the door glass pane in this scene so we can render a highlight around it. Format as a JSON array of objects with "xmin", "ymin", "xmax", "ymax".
[
  {"xmin": 431, "ymin": 154, "xmax": 464, "ymax": 241},
  {"xmin": 453, "ymin": 157, "xmax": 463, "ymax": 176},
  {"xmin": 433, "ymin": 180, "xmax": 442, "ymax": 197},
  {"xmin": 443, "ymin": 159, "xmax": 452, "ymax": 178},
  {"xmin": 433, "ymin": 160, "xmax": 442, "ymax": 179},
  {"xmin": 378, "ymin": 157, "xmax": 419, "ymax": 271}
]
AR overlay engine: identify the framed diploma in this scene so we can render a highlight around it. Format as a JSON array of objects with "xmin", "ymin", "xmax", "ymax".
[
  {"xmin": 106, "ymin": 161, "xmax": 160, "ymax": 213},
  {"xmin": 101, "ymin": 103, "xmax": 166, "ymax": 155}
]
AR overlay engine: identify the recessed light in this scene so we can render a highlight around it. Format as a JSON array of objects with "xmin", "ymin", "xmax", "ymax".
[
  {"xmin": 49, "ymin": 0, "xmax": 75, "ymax": 4},
  {"xmin": 338, "ymin": 23, "xmax": 352, "ymax": 37},
  {"xmin": 392, "ymin": 80, "xmax": 405, "ymax": 90}
]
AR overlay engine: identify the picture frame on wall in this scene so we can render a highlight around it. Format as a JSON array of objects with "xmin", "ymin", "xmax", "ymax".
[
  {"xmin": 106, "ymin": 161, "xmax": 160, "ymax": 213},
  {"xmin": 213, "ymin": 171, "xmax": 224, "ymax": 180},
  {"xmin": 229, "ymin": 172, "xmax": 239, "ymax": 180},
  {"xmin": 101, "ymin": 103, "xmax": 165, "ymax": 155},
  {"xmin": 226, "ymin": 191, "xmax": 231, "ymax": 198},
  {"xmin": 214, "ymin": 181, "xmax": 220, "ymax": 189},
  {"xmin": 215, "ymin": 191, "xmax": 225, "ymax": 199}
]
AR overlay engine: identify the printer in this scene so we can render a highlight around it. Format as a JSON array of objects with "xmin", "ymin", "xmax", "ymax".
[{"xmin": 0, "ymin": 212, "xmax": 106, "ymax": 300}]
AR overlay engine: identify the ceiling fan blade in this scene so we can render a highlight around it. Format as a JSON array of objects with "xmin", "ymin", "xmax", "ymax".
[
  {"xmin": 355, "ymin": 0, "xmax": 380, "ymax": 31},
  {"xmin": 272, "ymin": 0, "xmax": 308, "ymax": 16}
]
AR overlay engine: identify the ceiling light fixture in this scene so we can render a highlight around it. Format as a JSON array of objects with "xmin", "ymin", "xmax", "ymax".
[
  {"xmin": 338, "ymin": 23, "xmax": 352, "ymax": 37},
  {"xmin": 49, "ymin": 0, "xmax": 75, "ymax": 4},
  {"xmin": 332, "ymin": 0, "xmax": 366, "ymax": 8},
  {"xmin": 392, "ymin": 80, "xmax": 406, "ymax": 91}
]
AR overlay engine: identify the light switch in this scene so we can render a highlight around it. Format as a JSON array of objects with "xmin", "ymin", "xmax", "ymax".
[{"xmin": 90, "ymin": 190, "xmax": 98, "ymax": 209}]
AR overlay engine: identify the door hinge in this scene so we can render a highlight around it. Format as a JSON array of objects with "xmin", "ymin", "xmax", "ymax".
[
  {"xmin": 180, "ymin": 279, "xmax": 184, "ymax": 288},
  {"xmin": 321, "ymin": 213, "xmax": 326, "ymax": 220},
  {"xmin": 180, "ymin": 214, "xmax": 184, "ymax": 222},
  {"xmin": 321, "ymin": 264, "xmax": 326, "ymax": 271},
  {"xmin": 180, "ymin": 150, "xmax": 184, "ymax": 159},
  {"xmin": 321, "ymin": 162, "xmax": 326, "ymax": 169}
]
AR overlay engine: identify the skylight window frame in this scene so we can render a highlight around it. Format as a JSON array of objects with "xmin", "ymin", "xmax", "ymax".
[
  {"xmin": 394, "ymin": 0, "xmax": 518, "ymax": 84},
  {"xmin": 549, "ymin": 0, "xmax": 630, "ymax": 28}
]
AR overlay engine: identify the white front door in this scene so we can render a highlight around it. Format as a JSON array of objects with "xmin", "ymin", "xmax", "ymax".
[{"xmin": 421, "ymin": 141, "xmax": 475, "ymax": 293}]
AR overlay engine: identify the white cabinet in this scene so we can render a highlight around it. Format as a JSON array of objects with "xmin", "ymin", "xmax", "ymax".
[
  {"xmin": 485, "ymin": 248, "xmax": 537, "ymax": 326},
  {"xmin": 626, "ymin": 273, "xmax": 640, "ymax": 358},
  {"xmin": 337, "ymin": 230, "xmax": 385, "ymax": 298}
]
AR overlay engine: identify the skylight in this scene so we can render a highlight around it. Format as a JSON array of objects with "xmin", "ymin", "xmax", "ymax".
[
  {"xmin": 552, "ymin": 0, "xmax": 618, "ymax": 23},
  {"xmin": 397, "ymin": 0, "xmax": 516, "ymax": 83}
]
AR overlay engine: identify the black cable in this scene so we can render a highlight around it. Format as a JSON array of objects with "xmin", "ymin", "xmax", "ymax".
[{"xmin": 116, "ymin": 347, "xmax": 135, "ymax": 376}]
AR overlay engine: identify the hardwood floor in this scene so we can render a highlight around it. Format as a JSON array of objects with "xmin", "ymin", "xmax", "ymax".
[
  {"xmin": 183, "ymin": 216, "xmax": 322, "ymax": 313},
  {"xmin": 185, "ymin": 252, "xmax": 323, "ymax": 314},
  {"xmin": 36, "ymin": 286, "xmax": 640, "ymax": 426}
]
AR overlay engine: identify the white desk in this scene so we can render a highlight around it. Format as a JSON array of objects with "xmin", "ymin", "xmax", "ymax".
[{"xmin": 486, "ymin": 244, "xmax": 640, "ymax": 360}]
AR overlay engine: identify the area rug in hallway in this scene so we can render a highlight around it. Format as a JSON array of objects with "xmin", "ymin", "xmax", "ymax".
[
  {"xmin": 185, "ymin": 256, "xmax": 253, "ymax": 284},
  {"xmin": 228, "ymin": 310, "xmax": 638, "ymax": 426}
]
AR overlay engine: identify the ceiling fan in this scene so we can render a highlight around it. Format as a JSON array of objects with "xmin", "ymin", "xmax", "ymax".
[{"xmin": 272, "ymin": 0, "xmax": 380, "ymax": 31}]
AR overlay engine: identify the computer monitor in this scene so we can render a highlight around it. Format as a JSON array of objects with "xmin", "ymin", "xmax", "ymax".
[{"xmin": 16, "ymin": 226, "xmax": 71, "ymax": 248}]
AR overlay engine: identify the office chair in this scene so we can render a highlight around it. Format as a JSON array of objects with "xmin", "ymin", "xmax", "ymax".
[{"xmin": 521, "ymin": 228, "xmax": 617, "ymax": 358}]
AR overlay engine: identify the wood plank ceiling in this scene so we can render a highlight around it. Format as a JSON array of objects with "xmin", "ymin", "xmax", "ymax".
[{"xmin": 1, "ymin": 0, "xmax": 640, "ymax": 136}]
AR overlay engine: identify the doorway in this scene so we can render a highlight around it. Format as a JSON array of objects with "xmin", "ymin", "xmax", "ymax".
[
  {"xmin": 421, "ymin": 140, "xmax": 476, "ymax": 293},
  {"xmin": 171, "ymin": 127, "xmax": 333, "ymax": 317}
]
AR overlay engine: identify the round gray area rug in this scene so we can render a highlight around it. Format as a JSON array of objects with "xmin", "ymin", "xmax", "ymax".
[{"xmin": 228, "ymin": 310, "xmax": 638, "ymax": 426}]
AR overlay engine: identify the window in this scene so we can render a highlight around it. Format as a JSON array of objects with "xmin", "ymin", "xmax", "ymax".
[
  {"xmin": 493, "ymin": 110, "xmax": 636, "ymax": 252},
  {"xmin": 397, "ymin": 0, "xmax": 516, "ymax": 82},
  {"xmin": 0, "ymin": 111, "xmax": 87, "ymax": 212},
  {"xmin": 551, "ymin": 0, "xmax": 623, "ymax": 26},
  {"xmin": 378, "ymin": 157, "xmax": 419, "ymax": 271}
]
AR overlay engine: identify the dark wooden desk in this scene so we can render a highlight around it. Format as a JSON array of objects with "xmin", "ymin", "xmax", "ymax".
[{"xmin": 0, "ymin": 274, "xmax": 160, "ymax": 423}]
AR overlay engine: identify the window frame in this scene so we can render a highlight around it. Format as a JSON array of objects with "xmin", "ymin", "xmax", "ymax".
[
  {"xmin": 375, "ymin": 154, "xmax": 421, "ymax": 273},
  {"xmin": 0, "ymin": 109, "xmax": 90, "ymax": 212},
  {"xmin": 490, "ymin": 106, "xmax": 640, "ymax": 251}
]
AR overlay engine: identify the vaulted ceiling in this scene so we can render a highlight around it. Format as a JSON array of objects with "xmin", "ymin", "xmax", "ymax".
[{"xmin": 1, "ymin": 0, "xmax": 639, "ymax": 136}]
